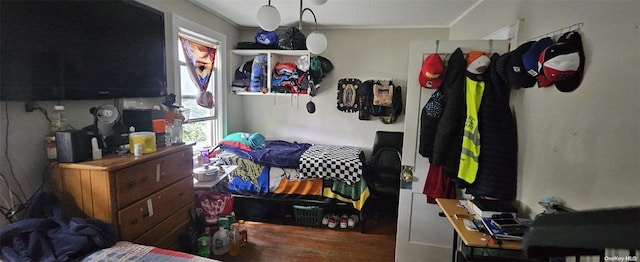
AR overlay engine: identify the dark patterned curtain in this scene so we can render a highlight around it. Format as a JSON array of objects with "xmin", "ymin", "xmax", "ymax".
[{"xmin": 179, "ymin": 36, "xmax": 216, "ymax": 109}]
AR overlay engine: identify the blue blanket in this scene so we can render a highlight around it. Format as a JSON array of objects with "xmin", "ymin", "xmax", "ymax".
[
  {"xmin": 0, "ymin": 192, "xmax": 118, "ymax": 262},
  {"xmin": 220, "ymin": 140, "xmax": 311, "ymax": 168}
]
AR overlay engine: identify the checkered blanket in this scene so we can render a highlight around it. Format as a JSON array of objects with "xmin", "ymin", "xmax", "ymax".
[{"xmin": 299, "ymin": 144, "xmax": 363, "ymax": 185}]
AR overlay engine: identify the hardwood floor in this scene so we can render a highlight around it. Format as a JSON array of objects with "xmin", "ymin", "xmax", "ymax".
[{"xmin": 212, "ymin": 212, "xmax": 397, "ymax": 261}]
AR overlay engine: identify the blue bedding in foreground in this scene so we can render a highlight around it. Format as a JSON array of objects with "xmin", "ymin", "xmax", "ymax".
[{"xmin": 219, "ymin": 140, "xmax": 312, "ymax": 168}]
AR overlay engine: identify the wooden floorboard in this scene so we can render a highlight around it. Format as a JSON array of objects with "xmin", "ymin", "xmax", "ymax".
[{"xmin": 212, "ymin": 213, "xmax": 397, "ymax": 261}]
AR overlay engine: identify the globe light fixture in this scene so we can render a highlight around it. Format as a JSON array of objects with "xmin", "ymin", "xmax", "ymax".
[
  {"xmin": 300, "ymin": 6, "xmax": 327, "ymax": 54},
  {"xmin": 257, "ymin": 1, "xmax": 280, "ymax": 32},
  {"xmin": 256, "ymin": 0, "xmax": 328, "ymax": 54},
  {"xmin": 308, "ymin": 0, "xmax": 328, "ymax": 5}
]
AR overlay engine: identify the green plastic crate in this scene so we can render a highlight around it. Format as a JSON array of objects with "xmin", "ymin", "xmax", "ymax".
[{"xmin": 293, "ymin": 205, "xmax": 324, "ymax": 226}]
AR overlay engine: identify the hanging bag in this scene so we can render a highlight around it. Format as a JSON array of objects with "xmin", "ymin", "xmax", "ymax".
[
  {"xmin": 372, "ymin": 82, "xmax": 394, "ymax": 107},
  {"xmin": 278, "ymin": 27, "xmax": 306, "ymax": 50}
]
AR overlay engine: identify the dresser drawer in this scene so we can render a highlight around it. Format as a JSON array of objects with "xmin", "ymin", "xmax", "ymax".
[
  {"xmin": 116, "ymin": 148, "xmax": 193, "ymax": 208},
  {"xmin": 134, "ymin": 201, "xmax": 193, "ymax": 247},
  {"xmin": 118, "ymin": 177, "xmax": 195, "ymax": 241}
]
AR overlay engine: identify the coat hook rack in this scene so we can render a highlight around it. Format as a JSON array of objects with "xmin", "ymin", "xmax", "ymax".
[{"xmin": 528, "ymin": 22, "xmax": 583, "ymax": 42}]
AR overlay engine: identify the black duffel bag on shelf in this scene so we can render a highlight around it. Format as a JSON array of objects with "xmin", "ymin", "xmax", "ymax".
[{"xmin": 278, "ymin": 26, "xmax": 306, "ymax": 50}]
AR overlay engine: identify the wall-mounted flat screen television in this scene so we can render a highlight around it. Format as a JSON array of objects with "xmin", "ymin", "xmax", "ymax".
[{"xmin": 0, "ymin": 0, "xmax": 167, "ymax": 101}]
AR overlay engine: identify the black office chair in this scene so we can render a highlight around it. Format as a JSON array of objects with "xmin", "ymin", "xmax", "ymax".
[{"xmin": 364, "ymin": 131, "xmax": 404, "ymax": 220}]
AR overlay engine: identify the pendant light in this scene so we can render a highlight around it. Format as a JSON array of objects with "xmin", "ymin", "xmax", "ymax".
[
  {"xmin": 256, "ymin": 0, "xmax": 328, "ymax": 54},
  {"xmin": 300, "ymin": 7, "xmax": 327, "ymax": 54},
  {"xmin": 257, "ymin": 0, "xmax": 280, "ymax": 32}
]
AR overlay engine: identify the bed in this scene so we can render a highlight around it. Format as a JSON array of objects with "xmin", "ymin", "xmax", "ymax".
[
  {"xmin": 209, "ymin": 134, "xmax": 371, "ymax": 230},
  {"xmin": 81, "ymin": 241, "xmax": 219, "ymax": 262}
]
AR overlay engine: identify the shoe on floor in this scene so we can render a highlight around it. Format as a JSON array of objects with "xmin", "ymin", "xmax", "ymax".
[
  {"xmin": 328, "ymin": 215, "xmax": 338, "ymax": 229},
  {"xmin": 339, "ymin": 214, "xmax": 348, "ymax": 229},
  {"xmin": 348, "ymin": 214, "xmax": 359, "ymax": 228},
  {"xmin": 321, "ymin": 213, "xmax": 331, "ymax": 226}
]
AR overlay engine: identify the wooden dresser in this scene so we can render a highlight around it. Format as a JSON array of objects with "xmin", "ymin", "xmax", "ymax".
[{"xmin": 51, "ymin": 144, "xmax": 194, "ymax": 250}]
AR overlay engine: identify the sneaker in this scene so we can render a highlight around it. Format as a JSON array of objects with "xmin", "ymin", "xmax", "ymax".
[
  {"xmin": 328, "ymin": 216, "xmax": 337, "ymax": 229},
  {"xmin": 348, "ymin": 214, "xmax": 359, "ymax": 228},
  {"xmin": 339, "ymin": 214, "xmax": 348, "ymax": 229},
  {"xmin": 321, "ymin": 213, "xmax": 330, "ymax": 226}
]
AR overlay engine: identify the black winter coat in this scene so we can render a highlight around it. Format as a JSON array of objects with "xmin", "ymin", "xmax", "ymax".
[
  {"xmin": 465, "ymin": 53, "xmax": 518, "ymax": 200},
  {"xmin": 431, "ymin": 48, "xmax": 467, "ymax": 182}
]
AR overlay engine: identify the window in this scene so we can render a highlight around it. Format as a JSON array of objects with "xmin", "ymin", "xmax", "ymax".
[{"xmin": 172, "ymin": 16, "xmax": 226, "ymax": 151}]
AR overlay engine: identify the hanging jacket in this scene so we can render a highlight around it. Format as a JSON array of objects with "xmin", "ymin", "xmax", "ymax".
[
  {"xmin": 465, "ymin": 53, "xmax": 518, "ymax": 200},
  {"xmin": 419, "ymin": 89, "xmax": 445, "ymax": 159},
  {"xmin": 431, "ymin": 48, "xmax": 468, "ymax": 184}
]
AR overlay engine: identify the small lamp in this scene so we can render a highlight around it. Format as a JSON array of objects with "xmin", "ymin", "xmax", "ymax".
[{"xmin": 257, "ymin": 0, "xmax": 280, "ymax": 31}]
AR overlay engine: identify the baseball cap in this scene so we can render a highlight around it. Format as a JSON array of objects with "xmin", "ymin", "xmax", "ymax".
[
  {"xmin": 551, "ymin": 31, "xmax": 585, "ymax": 92},
  {"xmin": 466, "ymin": 51, "xmax": 490, "ymax": 81},
  {"xmin": 522, "ymin": 37, "xmax": 553, "ymax": 79},
  {"xmin": 418, "ymin": 53, "xmax": 444, "ymax": 89},
  {"xmin": 536, "ymin": 47, "xmax": 555, "ymax": 88},
  {"xmin": 255, "ymin": 30, "xmax": 278, "ymax": 46},
  {"xmin": 506, "ymin": 41, "xmax": 536, "ymax": 88},
  {"xmin": 466, "ymin": 51, "xmax": 490, "ymax": 74}
]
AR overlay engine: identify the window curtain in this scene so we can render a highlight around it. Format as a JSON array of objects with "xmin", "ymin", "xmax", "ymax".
[{"xmin": 179, "ymin": 36, "xmax": 216, "ymax": 109}]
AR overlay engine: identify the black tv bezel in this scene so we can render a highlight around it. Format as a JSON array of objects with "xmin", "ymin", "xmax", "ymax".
[{"xmin": 0, "ymin": 0, "xmax": 168, "ymax": 101}]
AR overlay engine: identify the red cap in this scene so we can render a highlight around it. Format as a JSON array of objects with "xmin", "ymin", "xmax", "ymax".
[
  {"xmin": 537, "ymin": 47, "xmax": 557, "ymax": 88},
  {"xmin": 418, "ymin": 54, "xmax": 444, "ymax": 89}
]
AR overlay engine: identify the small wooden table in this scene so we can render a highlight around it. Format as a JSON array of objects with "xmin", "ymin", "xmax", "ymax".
[{"xmin": 436, "ymin": 198, "xmax": 524, "ymax": 261}]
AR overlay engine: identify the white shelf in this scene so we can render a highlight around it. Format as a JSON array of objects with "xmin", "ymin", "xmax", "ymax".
[
  {"xmin": 193, "ymin": 165, "xmax": 237, "ymax": 189},
  {"xmin": 231, "ymin": 49, "xmax": 309, "ymax": 56},
  {"xmin": 231, "ymin": 49, "xmax": 311, "ymax": 96}
]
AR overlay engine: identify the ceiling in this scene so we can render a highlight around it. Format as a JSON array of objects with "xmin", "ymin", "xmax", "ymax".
[{"xmin": 189, "ymin": 0, "xmax": 482, "ymax": 29}]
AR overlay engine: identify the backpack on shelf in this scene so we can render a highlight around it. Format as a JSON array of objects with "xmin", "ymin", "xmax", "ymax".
[{"xmin": 360, "ymin": 80, "xmax": 403, "ymax": 123}]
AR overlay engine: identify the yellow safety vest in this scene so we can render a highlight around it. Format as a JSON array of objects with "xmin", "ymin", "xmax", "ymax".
[{"xmin": 458, "ymin": 76, "xmax": 484, "ymax": 184}]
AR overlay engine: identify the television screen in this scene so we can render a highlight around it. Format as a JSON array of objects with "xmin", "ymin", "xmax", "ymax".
[{"xmin": 0, "ymin": 0, "xmax": 167, "ymax": 101}]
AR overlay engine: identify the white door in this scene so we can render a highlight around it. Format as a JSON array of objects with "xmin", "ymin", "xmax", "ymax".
[{"xmin": 395, "ymin": 40, "xmax": 508, "ymax": 262}]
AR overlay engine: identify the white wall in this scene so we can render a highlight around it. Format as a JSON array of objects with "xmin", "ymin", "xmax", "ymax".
[
  {"xmin": 232, "ymin": 28, "xmax": 449, "ymax": 157},
  {"xmin": 450, "ymin": 0, "xmax": 640, "ymax": 216},
  {"xmin": 0, "ymin": 0, "xmax": 240, "ymax": 227}
]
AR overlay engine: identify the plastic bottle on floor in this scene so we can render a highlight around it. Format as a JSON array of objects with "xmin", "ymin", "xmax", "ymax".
[
  {"xmin": 196, "ymin": 227, "xmax": 211, "ymax": 258},
  {"xmin": 228, "ymin": 223, "xmax": 240, "ymax": 256},
  {"xmin": 237, "ymin": 220, "xmax": 248, "ymax": 246},
  {"xmin": 212, "ymin": 226, "xmax": 230, "ymax": 255}
]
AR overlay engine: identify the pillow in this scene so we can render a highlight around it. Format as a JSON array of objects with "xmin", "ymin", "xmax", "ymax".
[{"xmin": 220, "ymin": 132, "xmax": 265, "ymax": 151}]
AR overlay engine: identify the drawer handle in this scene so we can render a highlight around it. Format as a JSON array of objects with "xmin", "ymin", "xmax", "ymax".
[
  {"xmin": 131, "ymin": 218, "xmax": 138, "ymax": 224},
  {"xmin": 143, "ymin": 211, "xmax": 150, "ymax": 217},
  {"xmin": 128, "ymin": 181, "xmax": 136, "ymax": 187},
  {"xmin": 178, "ymin": 192, "xmax": 185, "ymax": 197},
  {"xmin": 141, "ymin": 176, "xmax": 148, "ymax": 182}
]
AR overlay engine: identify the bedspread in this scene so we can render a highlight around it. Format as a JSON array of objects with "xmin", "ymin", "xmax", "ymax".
[
  {"xmin": 219, "ymin": 140, "xmax": 311, "ymax": 167},
  {"xmin": 299, "ymin": 144, "xmax": 364, "ymax": 185},
  {"xmin": 81, "ymin": 241, "xmax": 219, "ymax": 261},
  {"xmin": 218, "ymin": 149, "xmax": 369, "ymax": 210}
]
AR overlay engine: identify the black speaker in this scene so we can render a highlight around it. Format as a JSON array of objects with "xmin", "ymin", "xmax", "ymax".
[{"xmin": 56, "ymin": 130, "xmax": 91, "ymax": 163}]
